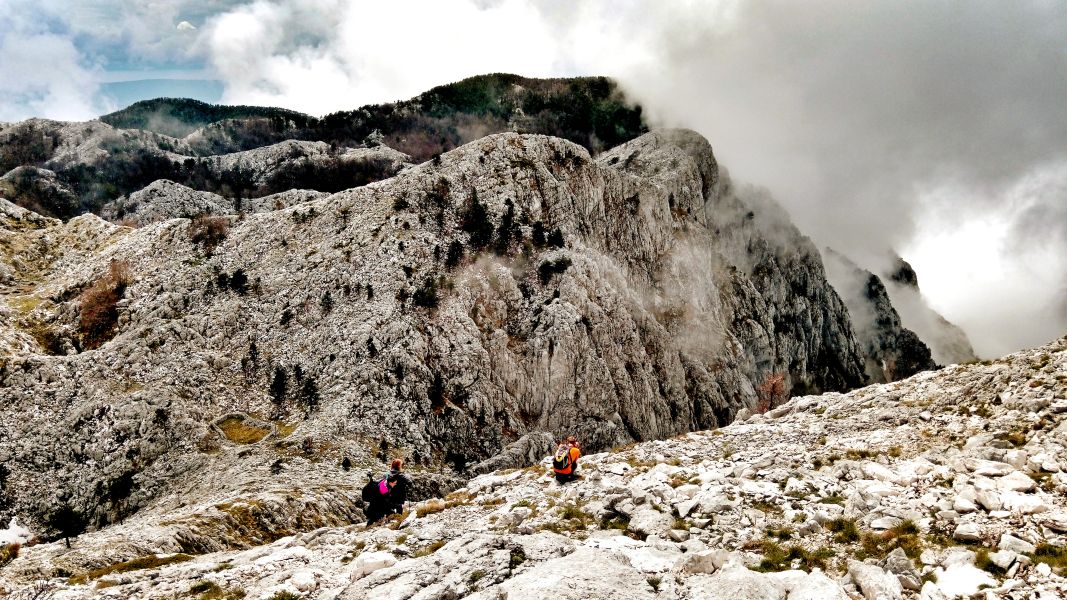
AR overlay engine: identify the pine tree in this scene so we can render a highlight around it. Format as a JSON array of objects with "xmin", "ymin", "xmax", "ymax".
[
  {"xmin": 494, "ymin": 199, "xmax": 515, "ymax": 255},
  {"xmin": 445, "ymin": 240, "xmax": 464, "ymax": 268},
  {"xmin": 532, "ymin": 221, "xmax": 547, "ymax": 247},
  {"xmin": 461, "ymin": 190, "xmax": 494, "ymax": 250},
  {"xmin": 269, "ymin": 367, "xmax": 288, "ymax": 409},
  {"xmin": 321, "ymin": 290, "xmax": 333, "ymax": 314},
  {"xmin": 298, "ymin": 377, "xmax": 320, "ymax": 415},
  {"xmin": 46, "ymin": 503, "xmax": 86, "ymax": 548}
]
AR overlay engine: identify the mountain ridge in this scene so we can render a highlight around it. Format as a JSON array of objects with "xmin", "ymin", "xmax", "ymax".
[{"xmin": 1, "ymin": 127, "xmax": 911, "ymax": 535}]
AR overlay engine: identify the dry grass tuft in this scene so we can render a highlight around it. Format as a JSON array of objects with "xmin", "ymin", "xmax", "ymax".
[
  {"xmin": 216, "ymin": 416, "xmax": 270, "ymax": 444},
  {"xmin": 67, "ymin": 553, "xmax": 193, "ymax": 584}
]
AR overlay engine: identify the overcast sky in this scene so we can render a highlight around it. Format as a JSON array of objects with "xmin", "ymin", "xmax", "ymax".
[{"xmin": 0, "ymin": 0, "xmax": 1064, "ymax": 357}]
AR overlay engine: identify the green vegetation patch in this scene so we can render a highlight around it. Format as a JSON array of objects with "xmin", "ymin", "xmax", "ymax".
[
  {"xmin": 753, "ymin": 540, "xmax": 834, "ymax": 572},
  {"xmin": 857, "ymin": 521, "xmax": 923, "ymax": 560},
  {"xmin": 826, "ymin": 518, "xmax": 860, "ymax": 543},
  {"xmin": 1031, "ymin": 543, "xmax": 1067, "ymax": 574},
  {"xmin": 68, "ymin": 553, "xmax": 193, "ymax": 584},
  {"xmin": 0, "ymin": 543, "xmax": 18, "ymax": 568}
]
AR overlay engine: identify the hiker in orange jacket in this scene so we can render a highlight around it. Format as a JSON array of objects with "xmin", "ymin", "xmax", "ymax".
[{"xmin": 552, "ymin": 436, "xmax": 582, "ymax": 484}]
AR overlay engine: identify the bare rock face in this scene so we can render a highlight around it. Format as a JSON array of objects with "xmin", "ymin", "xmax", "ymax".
[
  {"xmin": 2, "ymin": 336, "xmax": 1064, "ymax": 599},
  {"xmin": 1, "ymin": 129, "xmax": 879, "ymax": 535},
  {"xmin": 100, "ymin": 180, "xmax": 231, "ymax": 223},
  {"xmin": 823, "ymin": 249, "xmax": 937, "ymax": 382},
  {"xmin": 0, "ymin": 166, "xmax": 80, "ymax": 218},
  {"xmin": 100, "ymin": 180, "xmax": 331, "ymax": 225}
]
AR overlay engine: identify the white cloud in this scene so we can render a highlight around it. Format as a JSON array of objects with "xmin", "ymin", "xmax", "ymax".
[
  {"xmin": 194, "ymin": 0, "xmax": 1067, "ymax": 356},
  {"xmin": 903, "ymin": 162, "xmax": 1067, "ymax": 357},
  {"xmin": 177, "ymin": 21, "xmax": 197, "ymax": 31},
  {"xmin": 0, "ymin": 29, "xmax": 107, "ymax": 121},
  {"xmin": 202, "ymin": 0, "xmax": 562, "ymax": 115},
  {"xmin": 0, "ymin": 0, "xmax": 1063, "ymax": 356}
]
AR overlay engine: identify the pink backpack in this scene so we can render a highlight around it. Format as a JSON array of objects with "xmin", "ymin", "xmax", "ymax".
[{"xmin": 378, "ymin": 479, "xmax": 390, "ymax": 495}]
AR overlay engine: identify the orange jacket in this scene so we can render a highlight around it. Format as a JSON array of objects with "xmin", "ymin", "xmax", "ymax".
[{"xmin": 554, "ymin": 445, "xmax": 581, "ymax": 474}]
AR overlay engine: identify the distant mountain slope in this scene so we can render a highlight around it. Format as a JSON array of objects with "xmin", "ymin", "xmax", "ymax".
[
  {"xmin": 881, "ymin": 256, "xmax": 979, "ymax": 365},
  {"xmin": 823, "ymin": 249, "xmax": 937, "ymax": 381},
  {"xmin": 99, "ymin": 79, "xmax": 225, "ymax": 115},
  {"xmin": 1, "ymin": 75, "xmax": 647, "ymax": 221},
  {"xmin": 101, "ymin": 97, "xmax": 314, "ymax": 138}
]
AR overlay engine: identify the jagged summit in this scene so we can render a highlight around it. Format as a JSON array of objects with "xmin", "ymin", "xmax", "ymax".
[
  {"xmin": 823, "ymin": 249, "xmax": 937, "ymax": 382},
  {"xmin": 1, "ymin": 127, "xmax": 909, "ymax": 535}
]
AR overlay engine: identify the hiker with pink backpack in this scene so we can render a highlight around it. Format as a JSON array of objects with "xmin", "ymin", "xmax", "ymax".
[{"xmin": 361, "ymin": 459, "xmax": 412, "ymax": 524}]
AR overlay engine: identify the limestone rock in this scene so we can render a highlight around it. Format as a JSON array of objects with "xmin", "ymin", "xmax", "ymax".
[{"xmin": 848, "ymin": 559, "xmax": 903, "ymax": 600}]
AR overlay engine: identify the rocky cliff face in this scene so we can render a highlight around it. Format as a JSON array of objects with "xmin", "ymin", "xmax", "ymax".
[
  {"xmin": 823, "ymin": 249, "xmax": 937, "ymax": 382},
  {"xmin": 2, "ymin": 336, "xmax": 1064, "ymax": 599},
  {"xmin": 0, "ymin": 128, "xmax": 884, "ymax": 536}
]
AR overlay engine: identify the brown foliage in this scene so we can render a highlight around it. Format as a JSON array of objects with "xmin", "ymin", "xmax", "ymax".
[
  {"xmin": 79, "ymin": 260, "xmax": 133, "ymax": 349},
  {"xmin": 0, "ymin": 543, "xmax": 19, "ymax": 568},
  {"xmin": 755, "ymin": 372, "xmax": 787, "ymax": 413},
  {"xmin": 188, "ymin": 215, "xmax": 229, "ymax": 254}
]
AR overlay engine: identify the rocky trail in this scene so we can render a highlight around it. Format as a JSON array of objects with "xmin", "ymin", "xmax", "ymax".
[{"xmin": 2, "ymin": 336, "xmax": 1064, "ymax": 599}]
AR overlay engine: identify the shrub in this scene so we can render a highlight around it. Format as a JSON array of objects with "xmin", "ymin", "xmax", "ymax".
[
  {"xmin": 494, "ymin": 199, "xmax": 516, "ymax": 255},
  {"xmin": 269, "ymin": 367, "xmax": 288, "ymax": 410},
  {"xmin": 428, "ymin": 372, "xmax": 446, "ymax": 412},
  {"xmin": 755, "ymin": 372, "xmax": 787, "ymax": 413},
  {"xmin": 1032, "ymin": 543, "xmax": 1067, "ymax": 574},
  {"xmin": 298, "ymin": 377, "xmax": 320, "ymax": 415},
  {"xmin": 509, "ymin": 547, "xmax": 527, "ymax": 571},
  {"xmin": 754, "ymin": 540, "xmax": 834, "ymax": 572},
  {"xmin": 537, "ymin": 256, "xmax": 572, "ymax": 284},
  {"xmin": 974, "ymin": 548, "xmax": 1006, "ymax": 575},
  {"xmin": 412, "ymin": 277, "xmax": 439, "ymax": 309},
  {"xmin": 445, "ymin": 240, "xmax": 464, "ymax": 268},
  {"xmin": 546, "ymin": 228, "xmax": 565, "ymax": 248},
  {"xmin": 826, "ymin": 518, "xmax": 859, "ymax": 543},
  {"xmin": 188, "ymin": 215, "xmax": 229, "ymax": 254},
  {"xmin": 0, "ymin": 543, "xmax": 18, "ymax": 568},
  {"xmin": 229, "ymin": 269, "xmax": 248, "ymax": 294},
  {"xmin": 79, "ymin": 259, "xmax": 133, "ymax": 349},
  {"xmin": 858, "ymin": 520, "xmax": 922, "ymax": 559}
]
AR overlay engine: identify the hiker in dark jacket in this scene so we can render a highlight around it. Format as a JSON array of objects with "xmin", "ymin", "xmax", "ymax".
[
  {"xmin": 362, "ymin": 471, "xmax": 390, "ymax": 524},
  {"xmin": 383, "ymin": 459, "xmax": 411, "ymax": 516}
]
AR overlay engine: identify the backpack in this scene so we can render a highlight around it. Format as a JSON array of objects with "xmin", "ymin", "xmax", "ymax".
[
  {"xmin": 552, "ymin": 443, "xmax": 573, "ymax": 472},
  {"xmin": 379, "ymin": 479, "xmax": 390, "ymax": 495}
]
